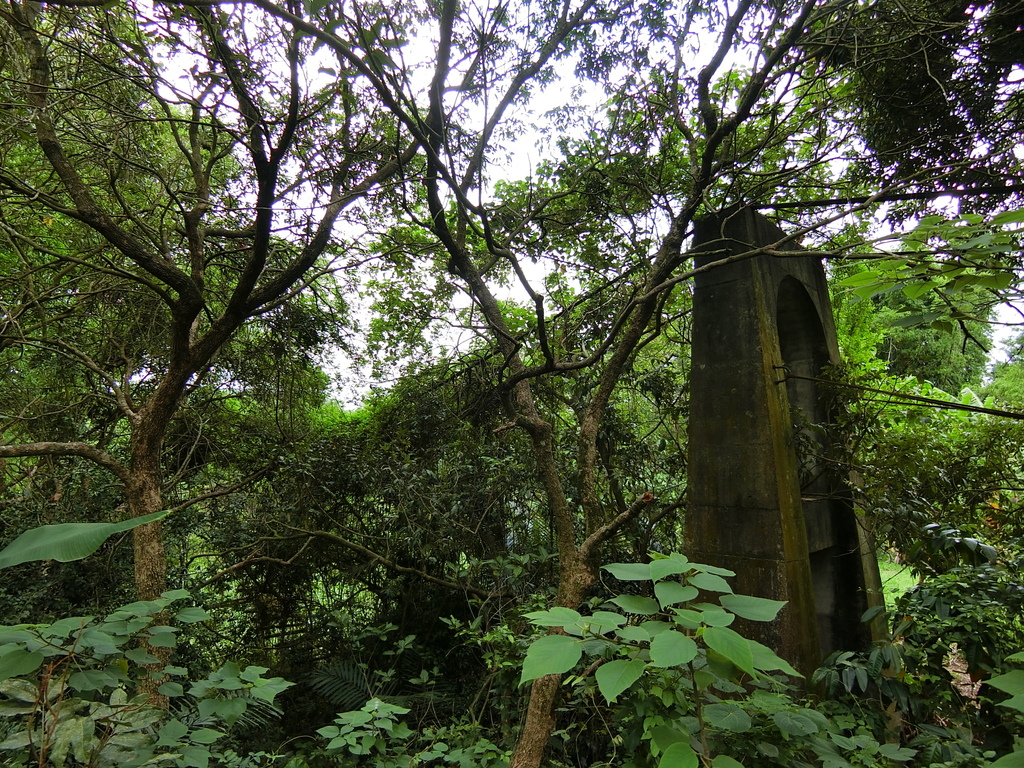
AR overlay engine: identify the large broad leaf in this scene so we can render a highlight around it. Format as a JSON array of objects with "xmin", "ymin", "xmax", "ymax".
[
  {"xmin": 608, "ymin": 595, "xmax": 660, "ymax": 615},
  {"xmin": 520, "ymin": 635, "xmax": 581, "ymax": 684},
  {"xmin": 655, "ymin": 581, "xmax": 698, "ymax": 609},
  {"xmin": 582, "ymin": 611, "xmax": 626, "ymax": 634},
  {"xmin": 595, "ymin": 658, "xmax": 646, "ymax": 703},
  {"xmin": 523, "ymin": 608, "xmax": 582, "ymax": 628},
  {"xmin": 987, "ymin": 670, "xmax": 1024, "ymax": 696},
  {"xmin": 0, "ymin": 510, "xmax": 171, "ymax": 569},
  {"xmin": 0, "ymin": 649, "xmax": 44, "ymax": 680},
  {"xmin": 649, "ymin": 553, "xmax": 690, "ymax": 581},
  {"xmin": 689, "ymin": 572, "xmax": 733, "ymax": 594},
  {"xmin": 691, "ymin": 603, "xmax": 734, "ymax": 627},
  {"xmin": 658, "ymin": 741, "xmax": 698, "ymax": 768},
  {"xmin": 997, "ymin": 694, "xmax": 1024, "ymax": 714},
  {"xmin": 986, "ymin": 752, "xmax": 1024, "ymax": 768},
  {"xmin": 603, "ymin": 563, "xmax": 653, "ymax": 581},
  {"xmin": 651, "ymin": 725, "xmax": 689, "ymax": 752},
  {"xmin": 649, "ymin": 630, "xmax": 699, "ymax": 668},
  {"xmin": 748, "ymin": 640, "xmax": 802, "ymax": 677},
  {"xmin": 175, "ymin": 607, "xmax": 211, "ymax": 624},
  {"xmin": 719, "ymin": 594, "xmax": 786, "ymax": 623},
  {"xmin": 771, "ymin": 709, "xmax": 821, "ymax": 736},
  {"xmin": 616, "ymin": 626, "xmax": 650, "ymax": 643},
  {"xmin": 702, "ymin": 702, "xmax": 751, "ymax": 733},
  {"xmin": 703, "ymin": 626, "xmax": 755, "ymax": 677}
]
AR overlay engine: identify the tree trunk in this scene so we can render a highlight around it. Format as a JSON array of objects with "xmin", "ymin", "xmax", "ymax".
[
  {"xmin": 509, "ymin": 555, "xmax": 597, "ymax": 768},
  {"xmin": 125, "ymin": 399, "xmax": 178, "ymax": 705},
  {"xmin": 127, "ymin": 409, "xmax": 172, "ymax": 601},
  {"xmin": 509, "ymin": 674, "xmax": 562, "ymax": 768}
]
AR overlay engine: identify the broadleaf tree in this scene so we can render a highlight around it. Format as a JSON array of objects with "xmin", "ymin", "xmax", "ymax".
[{"xmin": 0, "ymin": 0, "xmax": 414, "ymax": 614}]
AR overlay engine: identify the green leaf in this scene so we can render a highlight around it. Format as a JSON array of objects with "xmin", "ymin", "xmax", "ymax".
[
  {"xmin": 190, "ymin": 728, "xmax": 225, "ymax": 745},
  {"xmin": 116, "ymin": 600, "xmax": 164, "ymax": 618},
  {"xmin": 360, "ymin": 46, "xmax": 398, "ymax": 69},
  {"xmin": 692, "ymin": 603, "xmax": 734, "ymax": 627},
  {"xmin": 303, "ymin": 0, "xmax": 331, "ymax": 15},
  {"xmin": 615, "ymin": 626, "xmax": 650, "ymax": 643},
  {"xmin": 991, "ymin": 209, "xmax": 1024, "ymax": 226},
  {"xmin": 688, "ymin": 572, "xmax": 733, "ymax": 594},
  {"xmin": 748, "ymin": 639, "xmax": 802, "ymax": 677},
  {"xmin": 240, "ymin": 665, "xmax": 269, "ymax": 682},
  {"xmin": 0, "ymin": 510, "xmax": 171, "ymax": 568},
  {"xmin": 978, "ymin": 272, "xmax": 1015, "ymax": 290},
  {"xmin": 658, "ymin": 741, "xmax": 698, "ymax": 768},
  {"xmin": 655, "ymin": 581, "xmax": 698, "ymax": 609},
  {"xmin": 649, "ymin": 630, "xmax": 699, "ymax": 668},
  {"xmin": 80, "ymin": 627, "xmax": 123, "ymax": 654},
  {"xmin": 703, "ymin": 702, "xmax": 751, "ymax": 732},
  {"xmin": 520, "ymin": 635, "xmax": 582, "ymax": 684},
  {"xmin": 0, "ymin": 678, "xmax": 38, "ymax": 702},
  {"xmin": 703, "ymin": 626, "xmax": 755, "ymax": 677},
  {"xmin": 691, "ymin": 563, "xmax": 736, "ymax": 577},
  {"xmin": 838, "ymin": 269, "xmax": 881, "ymax": 287},
  {"xmin": 987, "ymin": 752, "xmax": 1024, "ymax": 768},
  {"xmin": 987, "ymin": 670, "xmax": 1024, "ymax": 696},
  {"xmin": 0, "ymin": 628, "xmax": 34, "ymax": 645},
  {"xmin": 199, "ymin": 697, "xmax": 247, "ymax": 725},
  {"xmin": 146, "ymin": 631, "xmax": 178, "ymax": 648},
  {"xmin": 649, "ymin": 553, "xmax": 690, "ymax": 581},
  {"xmin": 0, "ymin": 649, "xmax": 44, "ymax": 680},
  {"xmin": 159, "ymin": 682, "xmax": 185, "ymax": 697},
  {"xmin": 603, "ymin": 563, "xmax": 652, "ymax": 581},
  {"xmin": 124, "ymin": 647, "xmax": 160, "ymax": 665},
  {"xmin": 68, "ymin": 669, "xmax": 119, "ymax": 691},
  {"xmin": 249, "ymin": 676, "xmax": 293, "ymax": 702},
  {"xmin": 608, "ymin": 595, "xmax": 660, "ymax": 615},
  {"xmin": 757, "ymin": 742, "xmax": 780, "ymax": 758},
  {"xmin": 902, "ymin": 280, "xmax": 938, "ymax": 299},
  {"xmin": 651, "ymin": 725, "xmax": 690, "ymax": 751},
  {"xmin": 582, "ymin": 611, "xmax": 626, "ymax": 634},
  {"xmin": 524, "ymin": 608, "xmax": 582, "ymax": 628},
  {"xmin": 156, "ymin": 718, "xmax": 190, "ymax": 747},
  {"xmin": 671, "ymin": 608, "xmax": 704, "ymax": 630},
  {"xmin": 877, "ymin": 743, "xmax": 917, "ymax": 761},
  {"xmin": 641, "ymin": 620, "xmax": 673, "ymax": 637},
  {"xmin": 719, "ymin": 594, "xmax": 786, "ymax": 622},
  {"xmin": 771, "ymin": 710, "xmax": 820, "ymax": 736},
  {"xmin": 996, "ymin": 694, "xmax": 1024, "ymax": 713},
  {"xmin": 711, "ymin": 757, "xmax": 745, "ymax": 768},
  {"xmin": 892, "ymin": 311, "xmax": 942, "ymax": 328},
  {"xmin": 175, "ymin": 607, "xmax": 210, "ymax": 624},
  {"xmin": 45, "ymin": 616, "xmax": 91, "ymax": 639},
  {"xmin": 595, "ymin": 658, "xmax": 646, "ymax": 703}
]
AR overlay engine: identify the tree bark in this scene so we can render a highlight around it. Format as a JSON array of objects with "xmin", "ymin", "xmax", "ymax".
[
  {"xmin": 509, "ymin": 552, "xmax": 599, "ymax": 768},
  {"xmin": 509, "ymin": 675, "xmax": 561, "ymax": 768}
]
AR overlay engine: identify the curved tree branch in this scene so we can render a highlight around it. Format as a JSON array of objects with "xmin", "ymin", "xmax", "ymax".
[{"xmin": 0, "ymin": 441, "xmax": 131, "ymax": 483}]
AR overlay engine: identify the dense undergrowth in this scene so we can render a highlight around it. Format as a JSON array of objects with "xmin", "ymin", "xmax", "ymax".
[
  {"xmin": 4, "ymin": 335, "xmax": 1024, "ymax": 768},
  {"xmin": 2, "ymin": 524, "xmax": 1024, "ymax": 767}
]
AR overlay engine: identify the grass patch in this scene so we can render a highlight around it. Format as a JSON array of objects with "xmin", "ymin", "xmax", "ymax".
[{"xmin": 878, "ymin": 554, "xmax": 918, "ymax": 608}]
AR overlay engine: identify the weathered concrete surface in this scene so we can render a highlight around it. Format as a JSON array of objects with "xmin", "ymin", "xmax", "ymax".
[{"xmin": 686, "ymin": 207, "xmax": 883, "ymax": 678}]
